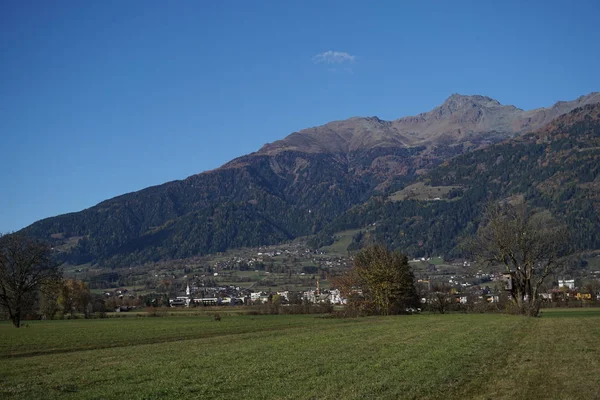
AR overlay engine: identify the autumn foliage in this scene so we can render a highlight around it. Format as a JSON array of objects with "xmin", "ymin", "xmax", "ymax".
[{"xmin": 334, "ymin": 244, "xmax": 419, "ymax": 315}]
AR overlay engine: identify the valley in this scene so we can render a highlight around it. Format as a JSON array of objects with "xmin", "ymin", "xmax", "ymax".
[
  {"xmin": 3, "ymin": 4, "xmax": 600, "ymax": 400},
  {"xmin": 19, "ymin": 94, "xmax": 600, "ymax": 270}
]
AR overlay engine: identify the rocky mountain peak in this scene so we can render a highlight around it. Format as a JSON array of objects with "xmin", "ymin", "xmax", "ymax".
[
  {"xmin": 438, "ymin": 94, "xmax": 502, "ymax": 115},
  {"xmin": 259, "ymin": 92, "xmax": 600, "ymax": 155}
]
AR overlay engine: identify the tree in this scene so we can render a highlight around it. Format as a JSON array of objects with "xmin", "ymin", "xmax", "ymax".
[
  {"xmin": 466, "ymin": 200, "xmax": 569, "ymax": 317},
  {"xmin": 0, "ymin": 234, "xmax": 62, "ymax": 327},
  {"xmin": 58, "ymin": 279, "xmax": 92, "ymax": 318},
  {"xmin": 427, "ymin": 283, "xmax": 453, "ymax": 314},
  {"xmin": 38, "ymin": 279, "xmax": 62, "ymax": 320},
  {"xmin": 334, "ymin": 244, "xmax": 418, "ymax": 315}
]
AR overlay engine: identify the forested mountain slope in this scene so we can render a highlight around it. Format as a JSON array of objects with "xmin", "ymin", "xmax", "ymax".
[
  {"xmin": 20, "ymin": 94, "xmax": 600, "ymax": 266},
  {"xmin": 317, "ymin": 103, "xmax": 600, "ymax": 257}
]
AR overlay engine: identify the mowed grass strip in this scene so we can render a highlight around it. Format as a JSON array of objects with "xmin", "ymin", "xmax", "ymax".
[
  {"xmin": 1, "ymin": 311, "xmax": 599, "ymax": 399},
  {"xmin": 0, "ymin": 315, "xmax": 349, "ymax": 358},
  {"xmin": 467, "ymin": 308, "xmax": 600, "ymax": 400}
]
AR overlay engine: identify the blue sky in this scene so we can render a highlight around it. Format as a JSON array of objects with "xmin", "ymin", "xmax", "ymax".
[{"xmin": 1, "ymin": 0, "xmax": 599, "ymax": 232}]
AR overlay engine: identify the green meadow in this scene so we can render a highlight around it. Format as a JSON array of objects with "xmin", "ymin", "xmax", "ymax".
[{"xmin": 1, "ymin": 309, "xmax": 599, "ymax": 399}]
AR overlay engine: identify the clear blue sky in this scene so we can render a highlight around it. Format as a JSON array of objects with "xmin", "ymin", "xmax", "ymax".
[{"xmin": 1, "ymin": 0, "xmax": 599, "ymax": 232}]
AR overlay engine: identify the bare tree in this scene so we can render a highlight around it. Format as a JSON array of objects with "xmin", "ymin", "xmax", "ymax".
[
  {"xmin": 428, "ymin": 283, "xmax": 453, "ymax": 314},
  {"xmin": 466, "ymin": 200, "xmax": 569, "ymax": 317},
  {"xmin": 0, "ymin": 234, "xmax": 62, "ymax": 327}
]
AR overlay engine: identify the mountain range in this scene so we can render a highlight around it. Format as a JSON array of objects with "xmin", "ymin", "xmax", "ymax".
[{"xmin": 21, "ymin": 92, "xmax": 600, "ymax": 266}]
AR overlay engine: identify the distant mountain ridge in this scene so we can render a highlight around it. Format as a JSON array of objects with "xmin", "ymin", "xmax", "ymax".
[
  {"xmin": 20, "ymin": 92, "xmax": 600, "ymax": 266},
  {"xmin": 260, "ymin": 92, "xmax": 600, "ymax": 154}
]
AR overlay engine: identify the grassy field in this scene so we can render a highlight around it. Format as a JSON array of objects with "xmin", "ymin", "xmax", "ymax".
[
  {"xmin": 389, "ymin": 182, "xmax": 462, "ymax": 201},
  {"xmin": 1, "ymin": 309, "xmax": 599, "ymax": 399},
  {"xmin": 321, "ymin": 228, "xmax": 361, "ymax": 255}
]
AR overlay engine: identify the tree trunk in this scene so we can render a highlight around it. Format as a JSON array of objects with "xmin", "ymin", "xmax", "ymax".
[
  {"xmin": 10, "ymin": 311, "xmax": 21, "ymax": 328},
  {"xmin": 526, "ymin": 299, "xmax": 541, "ymax": 317},
  {"xmin": 513, "ymin": 295, "xmax": 541, "ymax": 317},
  {"xmin": 511, "ymin": 279, "xmax": 543, "ymax": 317}
]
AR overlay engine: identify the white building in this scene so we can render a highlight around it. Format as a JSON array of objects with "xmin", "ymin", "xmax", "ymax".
[{"xmin": 558, "ymin": 279, "xmax": 575, "ymax": 289}]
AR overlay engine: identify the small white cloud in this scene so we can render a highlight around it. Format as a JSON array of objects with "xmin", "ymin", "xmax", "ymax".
[{"xmin": 312, "ymin": 50, "xmax": 356, "ymax": 64}]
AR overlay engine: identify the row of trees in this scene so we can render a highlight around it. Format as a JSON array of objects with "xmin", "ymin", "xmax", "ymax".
[{"xmin": 41, "ymin": 278, "xmax": 93, "ymax": 320}]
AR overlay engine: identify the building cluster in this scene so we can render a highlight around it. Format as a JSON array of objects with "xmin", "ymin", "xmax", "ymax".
[
  {"xmin": 419, "ymin": 273, "xmax": 600, "ymax": 307},
  {"xmin": 169, "ymin": 284, "xmax": 346, "ymax": 307}
]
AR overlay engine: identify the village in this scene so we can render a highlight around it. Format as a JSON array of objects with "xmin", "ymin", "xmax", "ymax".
[{"xmin": 91, "ymin": 241, "xmax": 600, "ymax": 313}]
